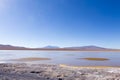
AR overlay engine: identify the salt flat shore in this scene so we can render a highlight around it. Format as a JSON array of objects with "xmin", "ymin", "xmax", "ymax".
[{"xmin": 0, "ymin": 63, "xmax": 120, "ymax": 80}]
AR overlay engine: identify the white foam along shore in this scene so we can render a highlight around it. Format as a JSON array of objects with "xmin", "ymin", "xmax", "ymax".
[{"xmin": 0, "ymin": 63, "xmax": 120, "ymax": 80}]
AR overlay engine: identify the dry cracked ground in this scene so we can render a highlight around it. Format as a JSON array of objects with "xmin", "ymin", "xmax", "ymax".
[{"xmin": 0, "ymin": 63, "xmax": 120, "ymax": 80}]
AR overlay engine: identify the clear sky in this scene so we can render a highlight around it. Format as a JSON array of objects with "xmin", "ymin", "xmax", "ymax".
[{"xmin": 0, "ymin": 0, "xmax": 120, "ymax": 48}]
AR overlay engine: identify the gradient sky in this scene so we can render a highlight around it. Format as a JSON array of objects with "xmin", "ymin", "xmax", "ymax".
[{"xmin": 0, "ymin": 0, "xmax": 120, "ymax": 48}]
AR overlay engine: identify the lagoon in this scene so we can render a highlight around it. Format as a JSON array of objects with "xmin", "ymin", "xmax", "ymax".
[{"xmin": 0, "ymin": 50, "xmax": 120, "ymax": 66}]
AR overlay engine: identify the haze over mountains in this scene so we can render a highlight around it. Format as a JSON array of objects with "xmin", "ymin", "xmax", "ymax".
[{"xmin": 0, "ymin": 44, "xmax": 119, "ymax": 51}]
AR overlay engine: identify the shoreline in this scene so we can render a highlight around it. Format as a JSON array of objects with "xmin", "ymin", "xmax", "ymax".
[
  {"xmin": 1, "ymin": 50, "xmax": 120, "ymax": 52},
  {"xmin": 0, "ymin": 63, "xmax": 120, "ymax": 80},
  {"xmin": 60, "ymin": 64, "xmax": 120, "ymax": 69}
]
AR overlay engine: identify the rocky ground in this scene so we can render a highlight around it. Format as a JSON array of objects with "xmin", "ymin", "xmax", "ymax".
[{"xmin": 0, "ymin": 63, "xmax": 120, "ymax": 80}]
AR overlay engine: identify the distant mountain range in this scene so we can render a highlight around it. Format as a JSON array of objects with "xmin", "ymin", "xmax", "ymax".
[
  {"xmin": 0, "ymin": 44, "xmax": 27, "ymax": 50},
  {"xmin": 0, "ymin": 44, "xmax": 119, "ymax": 51},
  {"xmin": 64, "ymin": 45, "xmax": 107, "ymax": 50},
  {"xmin": 43, "ymin": 45, "xmax": 60, "ymax": 49}
]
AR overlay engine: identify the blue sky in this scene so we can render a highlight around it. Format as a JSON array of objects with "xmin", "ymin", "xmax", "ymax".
[{"xmin": 0, "ymin": 0, "xmax": 120, "ymax": 48}]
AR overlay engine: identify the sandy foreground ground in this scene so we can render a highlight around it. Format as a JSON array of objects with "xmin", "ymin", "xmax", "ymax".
[{"xmin": 0, "ymin": 63, "xmax": 120, "ymax": 80}]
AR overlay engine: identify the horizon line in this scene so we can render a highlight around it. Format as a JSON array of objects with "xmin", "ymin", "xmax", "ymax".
[{"xmin": 0, "ymin": 43, "xmax": 118, "ymax": 49}]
